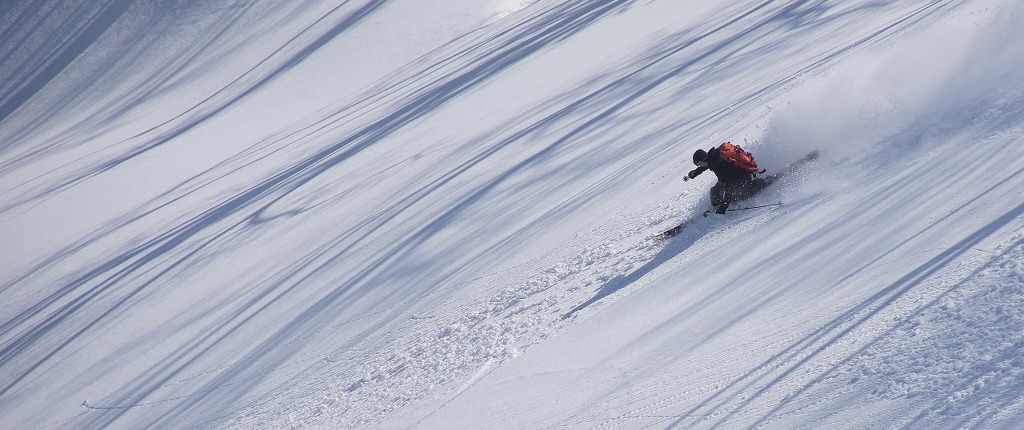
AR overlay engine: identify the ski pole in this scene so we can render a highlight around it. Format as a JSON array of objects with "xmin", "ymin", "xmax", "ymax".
[
  {"xmin": 703, "ymin": 202, "xmax": 782, "ymax": 217},
  {"xmin": 728, "ymin": 202, "xmax": 782, "ymax": 212}
]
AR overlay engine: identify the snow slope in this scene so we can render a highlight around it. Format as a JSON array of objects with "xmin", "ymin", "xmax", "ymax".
[{"xmin": 1, "ymin": 0, "xmax": 1023, "ymax": 429}]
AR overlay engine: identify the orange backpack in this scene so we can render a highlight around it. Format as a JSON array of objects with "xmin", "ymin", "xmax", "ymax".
[{"xmin": 718, "ymin": 142, "xmax": 759, "ymax": 173}]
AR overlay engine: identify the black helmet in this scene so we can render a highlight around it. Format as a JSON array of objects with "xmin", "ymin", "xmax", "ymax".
[{"xmin": 692, "ymin": 149, "xmax": 707, "ymax": 165}]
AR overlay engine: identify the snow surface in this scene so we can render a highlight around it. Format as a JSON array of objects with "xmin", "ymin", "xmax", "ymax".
[{"xmin": 2, "ymin": 0, "xmax": 1023, "ymax": 429}]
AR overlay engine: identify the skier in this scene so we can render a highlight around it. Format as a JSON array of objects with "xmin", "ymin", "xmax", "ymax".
[{"xmin": 684, "ymin": 142, "xmax": 768, "ymax": 214}]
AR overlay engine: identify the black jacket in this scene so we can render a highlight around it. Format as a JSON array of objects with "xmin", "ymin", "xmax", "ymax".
[{"xmin": 688, "ymin": 146, "xmax": 751, "ymax": 183}]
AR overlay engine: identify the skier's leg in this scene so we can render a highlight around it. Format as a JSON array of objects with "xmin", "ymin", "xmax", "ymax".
[
  {"xmin": 744, "ymin": 177, "xmax": 770, "ymax": 198},
  {"xmin": 728, "ymin": 177, "xmax": 769, "ymax": 202},
  {"xmin": 709, "ymin": 182, "xmax": 727, "ymax": 207},
  {"xmin": 711, "ymin": 182, "xmax": 731, "ymax": 214}
]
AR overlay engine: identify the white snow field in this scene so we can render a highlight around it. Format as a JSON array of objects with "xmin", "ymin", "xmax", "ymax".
[{"xmin": 2, "ymin": 0, "xmax": 1023, "ymax": 428}]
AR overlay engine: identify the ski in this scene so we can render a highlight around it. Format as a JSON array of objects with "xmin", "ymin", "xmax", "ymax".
[
  {"xmin": 653, "ymin": 219, "xmax": 693, "ymax": 240},
  {"xmin": 769, "ymin": 150, "xmax": 819, "ymax": 182}
]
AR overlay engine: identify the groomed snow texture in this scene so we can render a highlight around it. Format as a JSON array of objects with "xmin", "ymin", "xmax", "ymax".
[{"xmin": 2, "ymin": 0, "xmax": 1023, "ymax": 429}]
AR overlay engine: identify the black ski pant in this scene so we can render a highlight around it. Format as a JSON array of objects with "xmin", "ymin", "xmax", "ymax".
[{"xmin": 709, "ymin": 177, "xmax": 771, "ymax": 208}]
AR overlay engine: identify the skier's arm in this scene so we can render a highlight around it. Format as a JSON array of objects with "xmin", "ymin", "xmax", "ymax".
[{"xmin": 686, "ymin": 165, "xmax": 708, "ymax": 180}]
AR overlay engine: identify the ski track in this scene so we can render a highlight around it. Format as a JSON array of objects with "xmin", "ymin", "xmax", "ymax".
[
  {"xmin": 248, "ymin": 195, "xmax": 700, "ymax": 428},
  {"xmin": 244, "ymin": 180, "xmax": 812, "ymax": 429}
]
